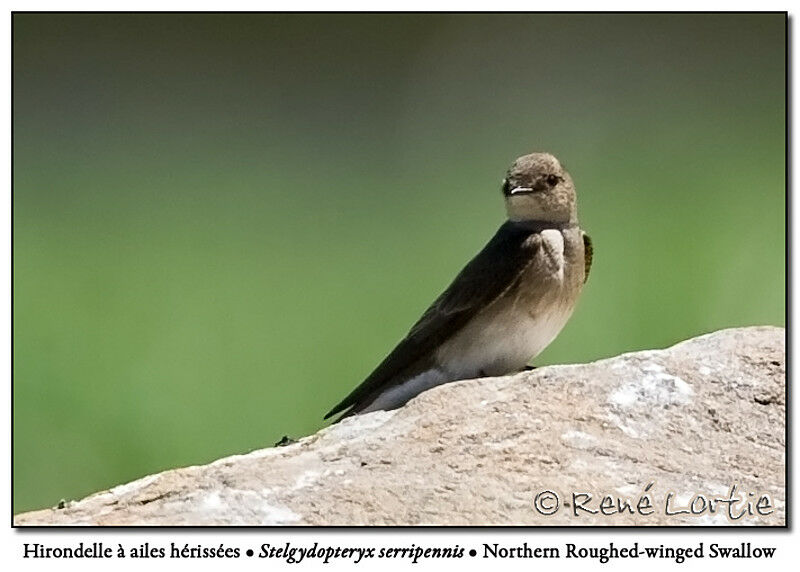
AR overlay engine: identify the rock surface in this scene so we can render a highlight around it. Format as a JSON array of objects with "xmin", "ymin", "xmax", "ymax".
[{"xmin": 15, "ymin": 327, "xmax": 785, "ymax": 526}]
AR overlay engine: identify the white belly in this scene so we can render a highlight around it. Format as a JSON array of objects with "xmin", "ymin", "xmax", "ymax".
[
  {"xmin": 361, "ymin": 226, "xmax": 580, "ymax": 413},
  {"xmin": 361, "ymin": 305, "xmax": 573, "ymax": 414},
  {"xmin": 436, "ymin": 227, "xmax": 575, "ymax": 377},
  {"xmin": 436, "ymin": 302, "xmax": 574, "ymax": 378}
]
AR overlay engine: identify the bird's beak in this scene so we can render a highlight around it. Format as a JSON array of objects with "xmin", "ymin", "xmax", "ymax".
[{"xmin": 510, "ymin": 186, "xmax": 534, "ymax": 195}]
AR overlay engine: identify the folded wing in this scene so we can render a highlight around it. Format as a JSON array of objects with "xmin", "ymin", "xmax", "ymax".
[{"xmin": 325, "ymin": 222, "xmax": 541, "ymax": 419}]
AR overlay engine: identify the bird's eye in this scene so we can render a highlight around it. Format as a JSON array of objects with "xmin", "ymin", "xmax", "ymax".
[
  {"xmin": 546, "ymin": 174, "xmax": 560, "ymax": 187},
  {"xmin": 501, "ymin": 178, "xmax": 511, "ymax": 195}
]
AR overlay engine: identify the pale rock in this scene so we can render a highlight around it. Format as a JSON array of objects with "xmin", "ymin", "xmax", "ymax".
[{"xmin": 15, "ymin": 326, "xmax": 785, "ymax": 526}]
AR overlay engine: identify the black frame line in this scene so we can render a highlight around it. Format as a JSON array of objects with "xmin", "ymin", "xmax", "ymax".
[{"xmin": 9, "ymin": 10, "xmax": 791, "ymax": 531}]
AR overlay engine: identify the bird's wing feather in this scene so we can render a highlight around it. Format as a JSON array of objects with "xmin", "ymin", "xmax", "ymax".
[
  {"xmin": 324, "ymin": 222, "xmax": 541, "ymax": 419},
  {"xmin": 582, "ymin": 232, "xmax": 593, "ymax": 283}
]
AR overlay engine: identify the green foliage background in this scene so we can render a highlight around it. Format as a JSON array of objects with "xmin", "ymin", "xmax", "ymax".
[{"xmin": 13, "ymin": 14, "xmax": 785, "ymax": 512}]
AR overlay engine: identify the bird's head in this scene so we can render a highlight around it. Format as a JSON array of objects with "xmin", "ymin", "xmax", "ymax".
[{"xmin": 502, "ymin": 153, "xmax": 577, "ymax": 224}]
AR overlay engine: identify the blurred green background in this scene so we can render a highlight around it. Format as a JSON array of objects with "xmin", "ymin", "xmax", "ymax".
[{"xmin": 13, "ymin": 14, "xmax": 785, "ymax": 513}]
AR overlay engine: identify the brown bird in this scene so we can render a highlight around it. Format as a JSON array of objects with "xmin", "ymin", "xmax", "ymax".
[{"xmin": 326, "ymin": 152, "xmax": 592, "ymax": 421}]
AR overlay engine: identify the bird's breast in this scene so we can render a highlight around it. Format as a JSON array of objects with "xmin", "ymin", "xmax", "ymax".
[{"xmin": 436, "ymin": 226, "xmax": 584, "ymax": 378}]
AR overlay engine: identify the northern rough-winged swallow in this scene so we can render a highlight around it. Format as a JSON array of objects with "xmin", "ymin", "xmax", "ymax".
[{"xmin": 325, "ymin": 152, "xmax": 592, "ymax": 421}]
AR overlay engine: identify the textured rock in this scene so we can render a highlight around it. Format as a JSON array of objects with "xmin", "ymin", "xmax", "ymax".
[{"xmin": 15, "ymin": 326, "xmax": 785, "ymax": 526}]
